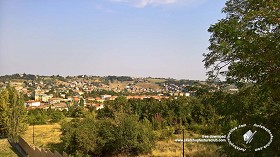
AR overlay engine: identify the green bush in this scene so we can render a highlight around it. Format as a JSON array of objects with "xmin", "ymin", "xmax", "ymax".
[
  {"xmin": 61, "ymin": 114, "xmax": 155, "ymax": 156},
  {"xmin": 28, "ymin": 109, "xmax": 48, "ymax": 125},
  {"xmin": 49, "ymin": 111, "xmax": 65, "ymax": 123}
]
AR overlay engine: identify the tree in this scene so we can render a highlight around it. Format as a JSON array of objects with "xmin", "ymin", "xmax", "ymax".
[
  {"xmin": 0, "ymin": 87, "xmax": 27, "ymax": 142},
  {"xmin": 204, "ymin": 0, "xmax": 280, "ymax": 87},
  {"xmin": 203, "ymin": 0, "xmax": 280, "ymax": 155},
  {"xmin": 49, "ymin": 110, "xmax": 65, "ymax": 123},
  {"xmin": 61, "ymin": 114, "xmax": 155, "ymax": 156},
  {"xmin": 79, "ymin": 98, "xmax": 85, "ymax": 107},
  {"xmin": 0, "ymin": 89, "xmax": 9, "ymax": 138},
  {"xmin": 114, "ymin": 113, "xmax": 155, "ymax": 155},
  {"xmin": 28, "ymin": 109, "xmax": 48, "ymax": 125},
  {"xmin": 70, "ymin": 106, "xmax": 86, "ymax": 118}
]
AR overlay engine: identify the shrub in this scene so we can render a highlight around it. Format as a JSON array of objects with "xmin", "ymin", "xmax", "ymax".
[{"xmin": 61, "ymin": 114, "xmax": 155, "ymax": 156}]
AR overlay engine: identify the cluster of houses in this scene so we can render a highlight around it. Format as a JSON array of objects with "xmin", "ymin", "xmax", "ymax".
[
  {"xmin": 24, "ymin": 94, "xmax": 172, "ymax": 111},
  {"xmin": 24, "ymin": 92, "xmax": 174, "ymax": 111},
  {"xmin": 1, "ymin": 74, "xmax": 239, "ymax": 113}
]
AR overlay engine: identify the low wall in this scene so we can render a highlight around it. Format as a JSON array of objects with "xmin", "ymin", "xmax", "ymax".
[{"xmin": 17, "ymin": 136, "xmax": 68, "ymax": 157}]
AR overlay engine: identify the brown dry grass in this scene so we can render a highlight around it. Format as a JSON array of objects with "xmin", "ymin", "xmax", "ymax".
[
  {"xmin": 146, "ymin": 78, "xmax": 166, "ymax": 83},
  {"xmin": 21, "ymin": 123, "xmax": 62, "ymax": 149},
  {"xmin": 140, "ymin": 133, "xmax": 219, "ymax": 157},
  {"xmin": 136, "ymin": 82, "xmax": 161, "ymax": 90},
  {"xmin": 110, "ymin": 81, "xmax": 133, "ymax": 90},
  {"xmin": 0, "ymin": 139, "xmax": 18, "ymax": 157}
]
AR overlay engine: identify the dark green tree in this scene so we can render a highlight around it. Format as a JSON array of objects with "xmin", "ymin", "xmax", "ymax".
[
  {"xmin": 114, "ymin": 113, "xmax": 155, "ymax": 155},
  {"xmin": 79, "ymin": 98, "xmax": 85, "ymax": 107},
  {"xmin": 49, "ymin": 110, "xmax": 65, "ymax": 123},
  {"xmin": 28, "ymin": 109, "xmax": 48, "ymax": 125}
]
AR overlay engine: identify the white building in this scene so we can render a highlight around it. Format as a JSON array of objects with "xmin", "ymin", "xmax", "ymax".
[
  {"xmin": 25, "ymin": 100, "xmax": 41, "ymax": 107},
  {"xmin": 185, "ymin": 93, "xmax": 190, "ymax": 97},
  {"xmin": 100, "ymin": 95, "xmax": 112, "ymax": 100}
]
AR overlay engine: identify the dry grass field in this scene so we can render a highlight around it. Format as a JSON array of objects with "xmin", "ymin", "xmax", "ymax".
[
  {"xmin": 146, "ymin": 78, "xmax": 166, "ymax": 83},
  {"xmin": 136, "ymin": 82, "xmax": 161, "ymax": 90},
  {"xmin": 140, "ymin": 132, "xmax": 219, "ymax": 157},
  {"xmin": 0, "ymin": 139, "xmax": 18, "ymax": 157},
  {"xmin": 144, "ymin": 140, "xmax": 218, "ymax": 157},
  {"xmin": 110, "ymin": 81, "xmax": 133, "ymax": 90},
  {"xmin": 21, "ymin": 123, "xmax": 63, "ymax": 152}
]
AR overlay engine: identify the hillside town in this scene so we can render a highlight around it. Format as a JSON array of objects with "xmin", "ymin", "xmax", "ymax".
[{"xmin": 0, "ymin": 74, "xmax": 238, "ymax": 111}]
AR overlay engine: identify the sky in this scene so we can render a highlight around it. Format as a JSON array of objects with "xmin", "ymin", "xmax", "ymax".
[{"xmin": 0, "ymin": 0, "xmax": 227, "ymax": 80}]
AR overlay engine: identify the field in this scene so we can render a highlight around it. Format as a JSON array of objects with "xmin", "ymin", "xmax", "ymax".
[
  {"xmin": 20, "ymin": 123, "xmax": 219, "ymax": 157},
  {"xmin": 146, "ymin": 78, "xmax": 166, "ymax": 83},
  {"xmin": 146, "ymin": 140, "xmax": 218, "ymax": 157},
  {"xmin": 136, "ymin": 82, "xmax": 161, "ymax": 90},
  {"xmin": 21, "ymin": 123, "xmax": 63, "ymax": 152},
  {"xmin": 141, "ymin": 131, "xmax": 218, "ymax": 157},
  {"xmin": 110, "ymin": 81, "xmax": 133, "ymax": 90},
  {"xmin": 0, "ymin": 139, "xmax": 18, "ymax": 157}
]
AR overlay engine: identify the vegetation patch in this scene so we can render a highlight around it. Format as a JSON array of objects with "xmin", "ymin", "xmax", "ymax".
[
  {"xmin": 21, "ymin": 123, "xmax": 62, "ymax": 150},
  {"xmin": 0, "ymin": 139, "xmax": 18, "ymax": 157}
]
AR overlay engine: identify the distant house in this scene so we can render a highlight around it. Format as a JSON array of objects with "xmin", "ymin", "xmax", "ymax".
[
  {"xmin": 95, "ymin": 104, "xmax": 104, "ymax": 110},
  {"xmin": 126, "ymin": 95, "xmax": 147, "ymax": 100},
  {"xmin": 49, "ymin": 98, "xmax": 63, "ymax": 104},
  {"xmin": 110, "ymin": 96, "xmax": 118, "ymax": 101},
  {"xmin": 60, "ymin": 94, "xmax": 66, "ymax": 98},
  {"xmin": 126, "ymin": 96, "xmax": 134, "ymax": 99},
  {"xmin": 51, "ymin": 102, "xmax": 68, "ymax": 111},
  {"xmin": 25, "ymin": 100, "xmax": 41, "ymax": 107},
  {"xmin": 73, "ymin": 96, "xmax": 79, "ymax": 102},
  {"xmin": 95, "ymin": 97, "xmax": 104, "ymax": 103},
  {"xmin": 100, "ymin": 95, "xmax": 111, "ymax": 100},
  {"xmin": 26, "ymin": 103, "xmax": 49, "ymax": 110},
  {"xmin": 42, "ymin": 94, "xmax": 53, "ymax": 102},
  {"xmin": 86, "ymin": 97, "xmax": 95, "ymax": 102},
  {"xmin": 184, "ymin": 93, "xmax": 190, "ymax": 97}
]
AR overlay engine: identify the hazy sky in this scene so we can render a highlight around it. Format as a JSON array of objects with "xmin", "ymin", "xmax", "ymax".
[{"xmin": 0, "ymin": 0, "xmax": 226, "ymax": 80}]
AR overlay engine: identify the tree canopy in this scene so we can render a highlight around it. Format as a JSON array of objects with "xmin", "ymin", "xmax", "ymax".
[
  {"xmin": 203, "ymin": 0, "xmax": 279, "ymax": 156},
  {"xmin": 0, "ymin": 86, "xmax": 27, "ymax": 142},
  {"xmin": 204, "ymin": 0, "xmax": 280, "ymax": 88}
]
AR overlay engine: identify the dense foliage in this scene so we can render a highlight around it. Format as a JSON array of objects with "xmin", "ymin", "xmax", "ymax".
[
  {"xmin": 203, "ymin": 0, "xmax": 279, "ymax": 156},
  {"xmin": 105, "ymin": 76, "xmax": 133, "ymax": 82},
  {"xmin": 0, "ymin": 86, "xmax": 27, "ymax": 142},
  {"xmin": 27, "ymin": 108, "xmax": 66, "ymax": 125},
  {"xmin": 61, "ymin": 113, "xmax": 155, "ymax": 156},
  {"xmin": 59, "ymin": 95, "xmax": 222, "ymax": 156},
  {"xmin": 0, "ymin": 74, "xmax": 36, "ymax": 82},
  {"xmin": 97, "ymin": 96, "xmax": 217, "ymax": 134}
]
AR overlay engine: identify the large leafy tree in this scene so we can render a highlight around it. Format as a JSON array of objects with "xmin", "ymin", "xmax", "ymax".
[
  {"xmin": 203, "ymin": 0, "xmax": 279, "ymax": 156},
  {"xmin": 0, "ymin": 86, "xmax": 27, "ymax": 142},
  {"xmin": 204, "ymin": 0, "xmax": 280, "ymax": 87}
]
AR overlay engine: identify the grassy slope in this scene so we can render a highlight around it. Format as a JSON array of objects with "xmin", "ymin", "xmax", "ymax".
[
  {"xmin": 109, "ymin": 81, "xmax": 132, "ymax": 90},
  {"xmin": 136, "ymin": 82, "xmax": 161, "ymax": 90},
  {"xmin": 146, "ymin": 140, "xmax": 218, "ymax": 157},
  {"xmin": 21, "ymin": 123, "xmax": 63, "ymax": 152},
  {"xmin": 146, "ymin": 78, "xmax": 166, "ymax": 83},
  {"xmin": 0, "ymin": 139, "xmax": 18, "ymax": 157},
  {"xmin": 140, "ymin": 131, "xmax": 218, "ymax": 157}
]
